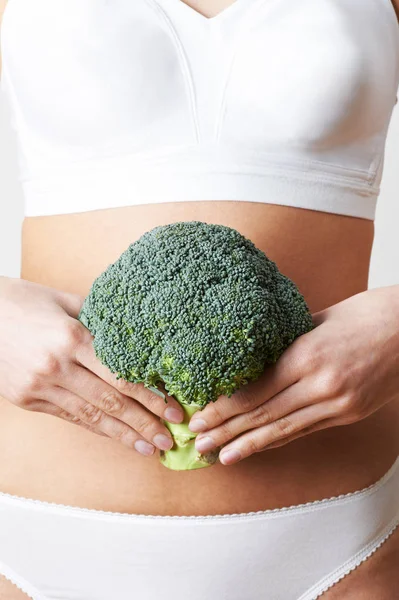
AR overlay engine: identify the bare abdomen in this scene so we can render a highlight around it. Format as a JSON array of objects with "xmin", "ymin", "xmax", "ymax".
[{"xmin": 0, "ymin": 200, "xmax": 397, "ymax": 516}]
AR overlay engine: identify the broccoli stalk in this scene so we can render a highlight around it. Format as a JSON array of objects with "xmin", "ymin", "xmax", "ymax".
[{"xmin": 160, "ymin": 401, "xmax": 219, "ymax": 470}]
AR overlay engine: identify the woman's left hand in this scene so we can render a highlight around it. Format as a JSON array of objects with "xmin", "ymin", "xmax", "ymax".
[{"xmin": 188, "ymin": 285, "xmax": 399, "ymax": 465}]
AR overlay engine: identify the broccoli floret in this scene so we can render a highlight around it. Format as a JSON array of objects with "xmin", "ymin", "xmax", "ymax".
[{"xmin": 78, "ymin": 221, "xmax": 315, "ymax": 470}]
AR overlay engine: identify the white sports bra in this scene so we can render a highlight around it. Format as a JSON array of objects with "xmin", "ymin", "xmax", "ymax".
[{"xmin": 1, "ymin": 0, "xmax": 399, "ymax": 219}]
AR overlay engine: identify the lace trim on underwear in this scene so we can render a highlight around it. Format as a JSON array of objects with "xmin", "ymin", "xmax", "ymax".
[
  {"xmin": 299, "ymin": 517, "xmax": 399, "ymax": 600},
  {"xmin": 0, "ymin": 560, "xmax": 48, "ymax": 600},
  {"xmin": 0, "ymin": 455, "xmax": 398, "ymax": 522}
]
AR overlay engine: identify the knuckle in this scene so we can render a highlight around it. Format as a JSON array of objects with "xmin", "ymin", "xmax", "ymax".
[
  {"xmin": 34, "ymin": 353, "xmax": 62, "ymax": 379},
  {"xmin": 247, "ymin": 403, "xmax": 271, "ymax": 427},
  {"xmin": 315, "ymin": 369, "xmax": 342, "ymax": 399},
  {"xmin": 113, "ymin": 427, "xmax": 135, "ymax": 447},
  {"xmin": 58, "ymin": 409, "xmax": 74, "ymax": 421},
  {"xmin": 272, "ymin": 416, "xmax": 296, "ymax": 438},
  {"xmin": 233, "ymin": 388, "xmax": 258, "ymax": 412},
  {"xmin": 335, "ymin": 392, "xmax": 358, "ymax": 418},
  {"xmin": 19, "ymin": 371, "xmax": 43, "ymax": 396},
  {"xmin": 295, "ymin": 343, "xmax": 318, "ymax": 373},
  {"xmin": 217, "ymin": 421, "xmax": 233, "ymax": 441},
  {"xmin": 12, "ymin": 392, "xmax": 31, "ymax": 409},
  {"xmin": 17, "ymin": 397, "xmax": 41, "ymax": 411},
  {"xmin": 71, "ymin": 416, "xmax": 84, "ymax": 424},
  {"xmin": 78, "ymin": 402, "xmax": 103, "ymax": 426},
  {"xmin": 133, "ymin": 414, "xmax": 154, "ymax": 438},
  {"xmin": 62, "ymin": 412, "xmax": 93, "ymax": 429},
  {"xmin": 98, "ymin": 390, "xmax": 125, "ymax": 416},
  {"xmin": 60, "ymin": 319, "xmax": 88, "ymax": 350},
  {"xmin": 144, "ymin": 392, "xmax": 163, "ymax": 411}
]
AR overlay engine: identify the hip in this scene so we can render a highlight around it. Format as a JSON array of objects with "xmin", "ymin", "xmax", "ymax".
[{"xmin": 0, "ymin": 451, "xmax": 398, "ymax": 600}]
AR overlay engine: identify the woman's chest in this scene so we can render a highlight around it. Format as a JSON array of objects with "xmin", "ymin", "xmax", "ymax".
[{"xmin": 2, "ymin": 0, "xmax": 397, "ymax": 161}]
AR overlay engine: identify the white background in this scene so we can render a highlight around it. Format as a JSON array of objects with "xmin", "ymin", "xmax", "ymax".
[{"xmin": 0, "ymin": 90, "xmax": 398, "ymax": 288}]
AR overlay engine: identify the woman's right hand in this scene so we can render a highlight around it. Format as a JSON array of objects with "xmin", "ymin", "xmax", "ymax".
[{"xmin": 0, "ymin": 276, "xmax": 184, "ymax": 456}]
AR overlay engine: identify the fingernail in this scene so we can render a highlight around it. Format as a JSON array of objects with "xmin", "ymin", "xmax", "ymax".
[
  {"xmin": 153, "ymin": 433, "xmax": 174, "ymax": 451},
  {"xmin": 219, "ymin": 448, "xmax": 241, "ymax": 465},
  {"xmin": 195, "ymin": 436, "xmax": 215, "ymax": 453},
  {"xmin": 164, "ymin": 407, "xmax": 183, "ymax": 423},
  {"xmin": 134, "ymin": 440, "xmax": 155, "ymax": 456},
  {"xmin": 188, "ymin": 418, "xmax": 207, "ymax": 432}
]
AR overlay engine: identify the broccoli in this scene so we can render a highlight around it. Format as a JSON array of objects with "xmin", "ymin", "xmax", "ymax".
[{"xmin": 78, "ymin": 221, "xmax": 315, "ymax": 470}]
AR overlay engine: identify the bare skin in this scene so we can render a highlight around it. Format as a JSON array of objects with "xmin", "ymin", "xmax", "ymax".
[
  {"xmin": 0, "ymin": 1, "xmax": 398, "ymax": 598},
  {"xmin": 0, "ymin": 577, "xmax": 30, "ymax": 600}
]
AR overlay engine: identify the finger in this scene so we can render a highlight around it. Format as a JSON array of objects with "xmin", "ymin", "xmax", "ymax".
[
  {"xmin": 25, "ymin": 397, "xmax": 109, "ymax": 437},
  {"xmin": 194, "ymin": 381, "xmax": 311, "ymax": 450},
  {"xmin": 74, "ymin": 342, "xmax": 184, "ymax": 423},
  {"xmin": 60, "ymin": 365, "xmax": 176, "ymax": 451},
  {"xmin": 41, "ymin": 385, "xmax": 157, "ymax": 456},
  {"xmin": 189, "ymin": 360, "xmax": 300, "ymax": 433},
  {"xmin": 264, "ymin": 418, "xmax": 343, "ymax": 449},
  {"xmin": 217, "ymin": 399, "xmax": 340, "ymax": 465}
]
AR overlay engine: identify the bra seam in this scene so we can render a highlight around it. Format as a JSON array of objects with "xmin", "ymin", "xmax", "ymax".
[
  {"xmin": 367, "ymin": 131, "xmax": 388, "ymax": 185},
  {"xmin": 12, "ymin": 139, "xmax": 379, "ymax": 180},
  {"xmin": 215, "ymin": 0, "xmax": 266, "ymax": 141},
  {"xmin": 143, "ymin": 0, "xmax": 200, "ymax": 143},
  {"xmin": 17, "ymin": 155, "xmax": 380, "ymax": 190},
  {"xmin": 215, "ymin": 0, "xmax": 282, "ymax": 141}
]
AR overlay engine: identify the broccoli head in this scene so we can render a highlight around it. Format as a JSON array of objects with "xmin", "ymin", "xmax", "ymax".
[{"xmin": 78, "ymin": 221, "xmax": 315, "ymax": 470}]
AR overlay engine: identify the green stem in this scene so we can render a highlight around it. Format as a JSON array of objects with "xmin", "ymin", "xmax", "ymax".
[{"xmin": 160, "ymin": 402, "xmax": 219, "ymax": 471}]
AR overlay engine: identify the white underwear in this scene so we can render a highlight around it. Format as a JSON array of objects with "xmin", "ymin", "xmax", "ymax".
[{"xmin": 0, "ymin": 456, "xmax": 398, "ymax": 600}]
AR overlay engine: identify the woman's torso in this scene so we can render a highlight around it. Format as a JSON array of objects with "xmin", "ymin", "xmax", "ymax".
[{"xmin": 0, "ymin": 0, "xmax": 398, "ymax": 516}]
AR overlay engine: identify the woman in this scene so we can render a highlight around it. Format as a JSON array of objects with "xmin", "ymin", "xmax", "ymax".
[{"xmin": 0, "ymin": 0, "xmax": 398, "ymax": 598}]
